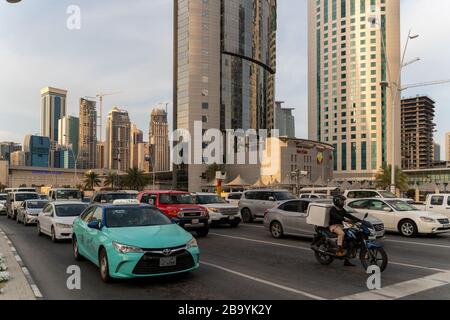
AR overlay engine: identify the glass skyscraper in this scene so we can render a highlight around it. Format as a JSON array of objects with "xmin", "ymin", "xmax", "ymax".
[
  {"xmin": 308, "ymin": 0, "xmax": 400, "ymax": 181},
  {"xmin": 40, "ymin": 87, "xmax": 67, "ymax": 144},
  {"xmin": 173, "ymin": 0, "xmax": 277, "ymax": 191}
]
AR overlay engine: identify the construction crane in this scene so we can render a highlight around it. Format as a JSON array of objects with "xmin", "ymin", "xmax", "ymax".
[
  {"xmin": 401, "ymin": 79, "xmax": 450, "ymax": 91},
  {"xmin": 84, "ymin": 92, "xmax": 122, "ymax": 144}
]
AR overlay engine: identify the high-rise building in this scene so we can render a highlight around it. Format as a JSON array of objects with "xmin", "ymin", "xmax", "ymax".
[
  {"xmin": 275, "ymin": 101, "xmax": 296, "ymax": 138},
  {"xmin": 0, "ymin": 142, "xmax": 22, "ymax": 163},
  {"xmin": 446, "ymin": 132, "xmax": 450, "ymax": 162},
  {"xmin": 41, "ymin": 87, "xmax": 67, "ymax": 144},
  {"xmin": 434, "ymin": 142, "xmax": 441, "ymax": 163},
  {"xmin": 173, "ymin": 0, "xmax": 277, "ymax": 191},
  {"xmin": 105, "ymin": 108, "xmax": 131, "ymax": 171},
  {"xmin": 58, "ymin": 115, "xmax": 79, "ymax": 158},
  {"xmin": 149, "ymin": 109, "xmax": 170, "ymax": 173},
  {"xmin": 10, "ymin": 151, "xmax": 29, "ymax": 167},
  {"xmin": 78, "ymin": 98, "xmax": 97, "ymax": 170},
  {"xmin": 130, "ymin": 124, "xmax": 144, "ymax": 169},
  {"xmin": 96, "ymin": 142, "xmax": 105, "ymax": 170},
  {"xmin": 23, "ymin": 135, "xmax": 50, "ymax": 168},
  {"xmin": 54, "ymin": 147, "xmax": 75, "ymax": 169},
  {"xmin": 401, "ymin": 96, "xmax": 435, "ymax": 169},
  {"xmin": 137, "ymin": 142, "xmax": 150, "ymax": 172},
  {"xmin": 308, "ymin": 0, "xmax": 401, "ymax": 181}
]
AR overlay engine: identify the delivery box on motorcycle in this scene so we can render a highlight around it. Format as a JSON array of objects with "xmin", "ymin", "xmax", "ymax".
[{"xmin": 306, "ymin": 203, "xmax": 333, "ymax": 227}]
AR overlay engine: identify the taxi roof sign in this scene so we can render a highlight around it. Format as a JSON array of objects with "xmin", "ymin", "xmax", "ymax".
[{"xmin": 112, "ymin": 199, "xmax": 140, "ymax": 206}]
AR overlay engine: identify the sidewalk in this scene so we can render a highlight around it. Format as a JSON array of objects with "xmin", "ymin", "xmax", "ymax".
[{"xmin": 0, "ymin": 228, "xmax": 36, "ymax": 300}]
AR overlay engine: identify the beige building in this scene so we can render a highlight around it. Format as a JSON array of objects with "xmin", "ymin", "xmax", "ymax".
[
  {"xmin": 137, "ymin": 142, "xmax": 150, "ymax": 172},
  {"xmin": 446, "ymin": 132, "xmax": 450, "ymax": 162},
  {"xmin": 96, "ymin": 142, "xmax": 105, "ymax": 170},
  {"xmin": 10, "ymin": 151, "xmax": 29, "ymax": 167},
  {"xmin": 0, "ymin": 160, "xmax": 9, "ymax": 187},
  {"xmin": 173, "ymin": 0, "xmax": 277, "ymax": 191},
  {"xmin": 105, "ymin": 108, "xmax": 131, "ymax": 172},
  {"xmin": 308, "ymin": 0, "xmax": 401, "ymax": 181},
  {"xmin": 78, "ymin": 98, "xmax": 97, "ymax": 169},
  {"xmin": 149, "ymin": 109, "xmax": 170, "ymax": 173}
]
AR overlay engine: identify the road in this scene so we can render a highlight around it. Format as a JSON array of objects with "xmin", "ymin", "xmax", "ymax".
[{"xmin": 1, "ymin": 215, "xmax": 450, "ymax": 300}]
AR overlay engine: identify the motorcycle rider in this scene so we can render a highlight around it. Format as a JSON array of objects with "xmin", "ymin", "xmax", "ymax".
[{"xmin": 329, "ymin": 195, "xmax": 361, "ymax": 263}]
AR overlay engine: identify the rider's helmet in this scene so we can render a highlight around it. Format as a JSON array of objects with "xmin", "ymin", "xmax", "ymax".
[{"xmin": 333, "ymin": 195, "xmax": 347, "ymax": 209}]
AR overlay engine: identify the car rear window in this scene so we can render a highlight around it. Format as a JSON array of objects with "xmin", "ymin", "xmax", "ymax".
[
  {"xmin": 15, "ymin": 193, "xmax": 39, "ymax": 202},
  {"xmin": 27, "ymin": 201, "xmax": 48, "ymax": 209},
  {"xmin": 55, "ymin": 204, "xmax": 88, "ymax": 217}
]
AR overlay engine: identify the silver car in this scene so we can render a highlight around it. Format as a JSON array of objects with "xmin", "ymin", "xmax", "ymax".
[
  {"xmin": 17, "ymin": 199, "xmax": 49, "ymax": 226},
  {"xmin": 239, "ymin": 189, "xmax": 297, "ymax": 223},
  {"xmin": 264, "ymin": 199, "xmax": 386, "ymax": 239}
]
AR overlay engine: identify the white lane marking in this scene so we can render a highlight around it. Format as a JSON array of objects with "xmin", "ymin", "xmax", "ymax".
[
  {"xmin": 337, "ymin": 271, "xmax": 450, "ymax": 300},
  {"xmin": 30, "ymin": 284, "xmax": 44, "ymax": 299},
  {"xmin": 385, "ymin": 239, "xmax": 450, "ymax": 249},
  {"xmin": 210, "ymin": 233, "xmax": 446, "ymax": 273},
  {"xmin": 201, "ymin": 261, "xmax": 326, "ymax": 300}
]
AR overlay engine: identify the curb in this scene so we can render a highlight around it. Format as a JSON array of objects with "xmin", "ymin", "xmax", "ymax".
[{"xmin": 0, "ymin": 228, "xmax": 44, "ymax": 300}]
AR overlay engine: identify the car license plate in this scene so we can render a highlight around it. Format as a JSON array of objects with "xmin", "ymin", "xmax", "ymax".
[
  {"xmin": 192, "ymin": 219, "xmax": 199, "ymax": 224},
  {"xmin": 159, "ymin": 257, "xmax": 177, "ymax": 267}
]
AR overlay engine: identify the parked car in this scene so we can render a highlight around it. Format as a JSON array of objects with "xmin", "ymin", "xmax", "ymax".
[
  {"xmin": 225, "ymin": 192, "xmax": 243, "ymax": 206},
  {"xmin": 6, "ymin": 192, "xmax": 39, "ymax": 220},
  {"xmin": 193, "ymin": 193, "xmax": 241, "ymax": 227},
  {"xmin": 16, "ymin": 199, "xmax": 49, "ymax": 226},
  {"xmin": 0, "ymin": 193, "xmax": 7, "ymax": 215},
  {"xmin": 343, "ymin": 189, "xmax": 413, "ymax": 203},
  {"xmin": 423, "ymin": 194, "xmax": 450, "ymax": 218},
  {"xmin": 91, "ymin": 191, "xmax": 137, "ymax": 204},
  {"xmin": 48, "ymin": 188, "xmax": 83, "ymax": 202},
  {"xmin": 72, "ymin": 200, "xmax": 200, "ymax": 282},
  {"xmin": 137, "ymin": 191, "xmax": 210, "ymax": 237},
  {"xmin": 239, "ymin": 189, "xmax": 297, "ymax": 223},
  {"xmin": 37, "ymin": 201, "xmax": 88, "ymax": 242},
  {"xmin": 264, "ymin": 199, "xmax": 385, "ymax": 239},
  {"xmin": 347, "ymin": 198, "xmax": 450, "ymax": 237}
]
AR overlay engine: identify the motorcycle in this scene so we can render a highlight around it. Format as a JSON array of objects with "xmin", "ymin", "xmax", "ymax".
[{"xmin": 311, "ymin": 214, "xmax": 388, "ymax": 272}]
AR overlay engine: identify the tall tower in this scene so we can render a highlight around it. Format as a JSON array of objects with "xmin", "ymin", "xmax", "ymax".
[
  {"xmin": 308, "ymin": 0, "xmax": 400, "ymax": 181},
  {"xmin": 130, "ymin": 124, "xmax": 144, "ymax": 169},
  {"xmin": 173, "ymin": 0, "xmax": 277, "ymax": 191},
  {"xmin": 41, "ymin": 87, "xmax": 67, "ymax": 144},
  {"xmin": 105, "ymin": 108, "xmax": 131, "ymax": 172},
  {"xmin": 78, "ymin": 98, "xmax": 97, "ymax": 170},
  {"xmin": 149, "ymin": 109, "xmax": 170, "ymax": 173},
  {"xmin": 58, "ymin": 115, "xmax": 80, "ymax": 158}
]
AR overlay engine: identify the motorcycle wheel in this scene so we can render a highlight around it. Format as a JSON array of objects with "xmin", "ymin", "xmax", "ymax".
[
  {"xmin": 360, "ymin": 247, "xmax": 388, "ymax": 272},
  {"xmin": 314, "ymin": 243, "xmax": 334, "ymax": 266}
]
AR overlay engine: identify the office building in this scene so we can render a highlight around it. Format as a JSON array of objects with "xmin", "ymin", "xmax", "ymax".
[
  {"xmin": 0, "ymin": 142, "xmax": 22, "ymax": 163},
  {"xmin": 401, "ymin": 96, "xmax": 435, "ymax": 169},
  {"xmin": 434, "ymin": 142, "xmax": 441, "ymax": 163},
  {"xmin": 130, "ymin": 124, "xmax": 144, "ymax": 169},
  {"xmin": 446, "ymin": 132, "xmax": 450, "ymax": 162},
  {"xmin": 23, "ymin": 135, "xmax": 50, "ymax": 168},
  {"xmin": 10, "ymin": 151, "xmax": 29, "ymax": 167},
  {"xmin": 58, "ymin": 115, "xmax": 79, "ymax": 158},
  {"xmin": 40, "ymin": 87, "xmax": 67, "ymax": 144},
  {"xmin": 275, "ymin": 101, "xmax": 296, "ymax": 138},
  {"xmin": 78, "ymin": 98, "xmax": 97, "ymax": 170},
  {"xmin": 105, "ymin": 108, "xmax": 131, "ymax": 171},
  {"xmin": 173, "ymin": 0, "xmax": 277, "ymax": 191},
  {"xmin": 149, "ymin": 109, "xmax": 170, "ymax": 173},
  {"xmin": 54, "ymin": 147, "xmax": 75, "ymax": 169},
  {"xmin": 308, "ymin": 0, "xmax": 401, "ymax": 181}
]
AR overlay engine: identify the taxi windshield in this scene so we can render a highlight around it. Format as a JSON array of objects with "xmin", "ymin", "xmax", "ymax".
[{"xmin": 105, "ymin": 207, "xmax": 172, "ymax": 228}]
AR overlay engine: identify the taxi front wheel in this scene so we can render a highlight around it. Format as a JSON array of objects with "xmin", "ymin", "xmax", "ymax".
[{"xmin": 99, "ymin": 249, "xmax": 112, "ymax": 283}]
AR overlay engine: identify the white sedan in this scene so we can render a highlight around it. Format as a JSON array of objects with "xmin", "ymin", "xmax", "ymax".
[
  {"xmin": 347, "ymin": 198, "xmax": 450, "ymax": 237},
  {"xmin": 37, "ymin": 201, "xmax": 88, "ymax": 242}
]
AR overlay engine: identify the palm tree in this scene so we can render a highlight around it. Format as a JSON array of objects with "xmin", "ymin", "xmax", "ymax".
[
  {"xmin": 203, "ymin": 163, "xmax": 225, "ymax": 182},
  {"xmin": 124, "ymin": 168, "xmax": 148, "ymax": 191},
  {"xmin": 104, "ymin": 172, "xmax": 119, "ymax": 190},
  {"xmin": 84, "ymin": 171, "xmax": 101, "ymax": 191},
  {"xmin": 375, "ymin": 164, "xmax": 409, "ymax": 191}
]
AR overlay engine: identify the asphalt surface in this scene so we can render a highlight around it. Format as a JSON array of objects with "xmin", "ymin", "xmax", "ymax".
[{"xmin": 1, "ymin": 215, "xmax": 449, "ymax": 300}]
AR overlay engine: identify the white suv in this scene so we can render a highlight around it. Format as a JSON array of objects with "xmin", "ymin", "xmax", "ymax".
[
  {"xmin": 344, "ymin": 189, "xmax": 413, "ymax": 203},
  {"xmin": 238, "ymin": 189, "xmax": 297, "ymax": 223},
  {"xmin": 193, "ymin": 193, "xmax": 241, "ymax": 227},
  {"xmin": 6, "ymin": 192, "xmax": 39, "ymax": 220}
]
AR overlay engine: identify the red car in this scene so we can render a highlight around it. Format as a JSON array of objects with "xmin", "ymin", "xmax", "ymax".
[{"xmin": 137, "ymin": 190, "xmax": 210, "ymax": 237}]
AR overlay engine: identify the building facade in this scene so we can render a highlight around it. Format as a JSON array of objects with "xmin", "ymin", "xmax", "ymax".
[
  {"xmin": 58, "ymin": 115, "xmax": 79, "ymax": 158},
  {"xmin": 96, "ymin": 142, "xmax": 105, "ymax": 170},
  {"xmin": 105, "ymin": 108, "xmax": 131, "ymax": 172},
  {"xmin": 400, "ymin": 96, "xmax": 435, "ymax": 169},
  {"xmin": 40, "ymin": 87, "xmax": 67, "ymax": 144},
  {"xmin": 23, "ymin": 135, "xmax": 50, "ymax": 168},
  {"xmin": 173, "ymin": 0, "xmax": 277, "ymax": 191},
  {"xmin": 78, "ymin": 98, "xmax": 97, "ymax": 170},
  {"xmin": 434, "ymin": 142, "xmax": 441, "ymax": 163},
  {"xmin": 446, "ymin": 132, "xmax": 450, "ymax": 162},
  {"xmin": 130, "ymin": 124, "xmax": 144, "ymax": 169},
  {"xmin": 308, "ymin": 0, "xmax": 401, "ymax": 181},
  {"xmin": 149, "ymin": 109, "xmax": 170, "ymax": 173},
  {"xmin": 10, "ymin": 151, "xmax": 29, "ymax": 167},
  {"xmin": 275, "ymin": 101, "xmax": 296, "ymax": 138},
  {"xmin": 0, "ymin": 142, "xmax": 22, "ymax": 164}
]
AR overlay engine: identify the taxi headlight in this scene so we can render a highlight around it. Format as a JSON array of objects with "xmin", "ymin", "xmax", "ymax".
[
  {"xmin": 186, "ymin": 238, "xmax": 198, "ymax": 250},
  {"xmin": 112, "ymin": 241, "xmax": 144, "ymax": 254}
]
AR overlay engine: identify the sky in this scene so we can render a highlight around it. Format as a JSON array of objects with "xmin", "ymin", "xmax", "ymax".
[{"xmin": 0, "ymin": 0, "xmax": 450, "ymax": 158}]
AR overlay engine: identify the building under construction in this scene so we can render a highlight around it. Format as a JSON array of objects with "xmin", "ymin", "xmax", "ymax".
[{"xmin": 401, "ymin": 96, "xmax": 436, "ymax": 170}]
